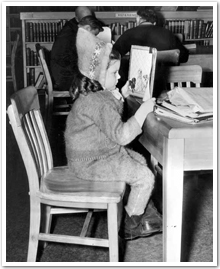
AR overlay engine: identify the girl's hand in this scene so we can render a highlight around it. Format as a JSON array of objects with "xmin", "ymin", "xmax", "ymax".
[
  {"xmin": 142, "ymin": 97, "xmax": 156, "ymax": 114},
  {"xmin": 134, "ymin": 97, "xmax": 156, "ymax": 127},
  {"xmin": 121, "ymin": 81, "xmax": 130, "ymax": 98}
]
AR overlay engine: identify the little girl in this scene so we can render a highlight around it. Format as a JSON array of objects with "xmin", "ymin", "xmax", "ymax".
[{"xmin": 65, "ymin": 28, "xmax": 162, "ymax": 240}]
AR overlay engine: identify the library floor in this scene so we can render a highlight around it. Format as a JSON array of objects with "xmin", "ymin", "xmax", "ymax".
[{"xmin": 6, "ymin": 115, "xmax": 213, "ymax": 263}]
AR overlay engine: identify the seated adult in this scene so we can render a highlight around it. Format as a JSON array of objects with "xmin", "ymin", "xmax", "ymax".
[
  {"xmin": 50, "ymin": 15, "xmax": 103, "ymax": 91},
  {"xmin": 72, "ymin": 6, "xmax": 94, "ymax": 24},
  {"xmin": 113, "ymin": 8, "xmax": 189, "ymax": 95}
]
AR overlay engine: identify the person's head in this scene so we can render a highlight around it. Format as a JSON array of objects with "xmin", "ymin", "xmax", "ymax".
[
  {"xmin": 104, "ymin": 50, "xmax": 121, "ymax": 91},
  {"xmin": 136, "ymin": 8, "xmax": 158, "ymax": 25},
  {"xmin": 70, "ymin": 28, "xmax": 121, "ymax": 100},
  {"xmin": 78, "ymin": 15, "xmax": 104, "ymax": 36},
  {"xmin": 75, "ymin": 6, "xmax": 93, "ymax": 22}
]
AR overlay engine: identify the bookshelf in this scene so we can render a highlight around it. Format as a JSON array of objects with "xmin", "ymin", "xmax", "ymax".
[
  {"xmin": 6, "ymin": 7, "xmax": 22, "ymax": 84},
  {"xmin": 20, "ymin": 10, "xmax": 213, "ymax": 87}
]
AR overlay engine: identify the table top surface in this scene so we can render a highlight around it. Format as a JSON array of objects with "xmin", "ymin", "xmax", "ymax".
[{"xmin": 145, "ymin": 112, "xmax": 213, "ymax": 139}]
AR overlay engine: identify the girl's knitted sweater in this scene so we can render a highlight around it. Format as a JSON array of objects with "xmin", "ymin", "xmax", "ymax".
[{"xmin": 65, "ymin": 90, "xmax": 142, "ymax": 162}]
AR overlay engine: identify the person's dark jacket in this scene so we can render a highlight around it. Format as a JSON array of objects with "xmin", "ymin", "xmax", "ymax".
[
  {"xmin": 50, "ymin": 18, "xmax": 79, "ymax": 91},
  {"xmin": 113, "ymin": 24, "xmax": 189, "ymax": 63}
]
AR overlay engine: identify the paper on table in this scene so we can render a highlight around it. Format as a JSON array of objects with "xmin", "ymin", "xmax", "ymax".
[{"xmin": 167, "ymin": 87, "xmax": 213, "ymax": 113}]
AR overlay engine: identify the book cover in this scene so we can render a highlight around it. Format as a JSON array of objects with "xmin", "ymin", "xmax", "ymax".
[
  {"xmin": 29, "ymin": 22, "xmax": 33, "ymax": 42},
  {"xmin": 154, "ymin": 105, "xmax": 212, "ymax": 124},
  {"xmin": 197, "ymin": 20, "xmax": 204, "ymax": 39},
  {"xmin": 34, "ymin": 72, "xmax": 45, "ymax": 89},
  {"xmin": 25, "ymin": 22, "xmax": 30, "ymax": 42},
  {"xmin": 128, "ymin": 45, "xmax": 157, "ymax": 101},
  {"xmin": 154, "ymin": 105, "xmax": 199, "ymax": 124},
  {"xmin": 189, "ymin": 20, "xmax": 194, "ymax": 39},
  {"xmin": 184, "ymin": 20, "xmax": 190, "ymax": 39},
  {"xmin": 201, "ymin": 22, "xmax": 207, "ymax": 38},
  {"xmin": 26, "ymin": 47, "xmax": 31, "ymax": 66},
  {"xmin": 30, "ymin": 68, "xmax": 35, "ymax": 86}
]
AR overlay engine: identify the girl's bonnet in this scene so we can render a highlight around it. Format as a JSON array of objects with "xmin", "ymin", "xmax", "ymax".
[{"xmin": 76, "ymin": 27, "xmax": 113, "ymax": 87}]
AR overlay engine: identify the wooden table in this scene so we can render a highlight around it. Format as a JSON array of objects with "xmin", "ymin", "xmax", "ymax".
[{"xmin": 126, "ymin": 94, "xmax": 213, "ymax": 262}]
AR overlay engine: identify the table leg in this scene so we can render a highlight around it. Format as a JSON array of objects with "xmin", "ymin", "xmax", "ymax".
[{"xmin": 163, "ymin": 137, "xmax": 184, "ymax": 262}]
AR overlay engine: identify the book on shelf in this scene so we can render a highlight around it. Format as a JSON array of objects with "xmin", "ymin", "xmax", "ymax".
[
  {"xmin": 154, "ymin": 87, "xmax": 213, "ymax": 124},
  {"xmin": 34, "ymin": 72, "xmax": 45, "ymax": 89},
  {"xmin": 166, "ymin": 19, "xmax": 213, "ymax": 40},
  {"xmin": 26, "ymin": 48, "xmax": 39, "ymax": 66},
  {"xmin": 197, "ymin": 20, "xmax": 204, "ymax": 39},
  {"xmin": 25, "ymin": 20, "xmax": 67, "ymax": 42},
  {"xmin": 30, "ymin": 68, "xmax": 35, "ymax": 86}
]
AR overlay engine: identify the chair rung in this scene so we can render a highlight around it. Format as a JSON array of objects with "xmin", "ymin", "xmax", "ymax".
[
  {"xmin": 53, "ymin": 112, "xmax": 69, "ymax": 115},
  {"xmin": 38, "ymin": 233, "xmax": 109, "ymax": 248}
]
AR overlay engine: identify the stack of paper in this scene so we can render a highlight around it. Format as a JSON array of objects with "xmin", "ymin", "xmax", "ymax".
[{"xmin": 154, "ymin": 87, "xmax": 213, "ymax": 124}]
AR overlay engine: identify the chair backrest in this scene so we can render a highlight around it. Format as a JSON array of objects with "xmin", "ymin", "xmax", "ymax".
[
  {"xmin": 157, "ymin": 49, "xmax": 180, "ymax": 66},
  {"xmin": 174, "ymin": 33, "xmax": 183, "ymax": 43},
  {"xmin": 165, "ymin": 65, "xmax": 203, "ymax": 90},
  {"xmin": 7, "ymin": 86, "xmax": 53, "ymax": 193},
  {"xmin": 128, "ymin": 45, "xmax": 157, "ymax": 100},
  {"xmin": 97, "ymin": 26, "xmax": 112, "ymax": 43},
  {"xmin": 35, "ymin": 43, "xmax": 53, "ymax": 105},
  {"xmin": 11, "ymin": 33, "xmax": 20, "ymax": 92}
]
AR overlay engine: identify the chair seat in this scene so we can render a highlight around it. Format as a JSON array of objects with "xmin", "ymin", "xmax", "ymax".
[{"xmin": 39, "ymin": 166, "xmax": 126, "ymax": 204}]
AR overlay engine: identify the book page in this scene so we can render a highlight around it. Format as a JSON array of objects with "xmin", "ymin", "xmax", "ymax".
[{"xmin": 128, "ymin": 46, "xmax": 152, "ymax": 100}]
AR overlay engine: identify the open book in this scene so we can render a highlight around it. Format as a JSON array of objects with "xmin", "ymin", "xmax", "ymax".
[
  {"xmin": 128, "ymin": 45, "xmax": 157, "ymax": 101},
  {"xmin": 154, "ymin": 87, "xmax": 213, "ymax": 124}
]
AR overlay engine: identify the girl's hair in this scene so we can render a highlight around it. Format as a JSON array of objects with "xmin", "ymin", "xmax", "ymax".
[{"xmin": 69, "ymin": 49, "xmax": 121, "ymax": 100}]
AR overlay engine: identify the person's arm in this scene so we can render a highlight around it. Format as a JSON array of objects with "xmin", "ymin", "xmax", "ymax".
[{"xmin": 174, "ymin": 36, "xmax": 189, "ymax": 63}]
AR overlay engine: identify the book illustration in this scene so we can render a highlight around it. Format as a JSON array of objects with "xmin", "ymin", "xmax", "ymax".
[{"xmin": 128, "ymin": 45, "xmax": 156, "ymax": 101}]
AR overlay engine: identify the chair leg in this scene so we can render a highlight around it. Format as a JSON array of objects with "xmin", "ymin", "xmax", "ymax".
[
  {"xmin": 27, "ymin": 198, "xmax": 41, "ymax": 262},
  {"xmin": 40, "ymin": 204, "xmax": 52, "ymax": 249},
  {"xmin": 107, "ymin": 203, "xmax": 119, "ymax": 262},
  {"xmin": 117, "ymin": 200, "xmax": 123, "ymax": 230}
]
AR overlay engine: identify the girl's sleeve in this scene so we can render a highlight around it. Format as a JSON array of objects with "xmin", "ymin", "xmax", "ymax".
[{"xmin": 86, "ymin": 95, "xmax": 142, "ymax": 146}]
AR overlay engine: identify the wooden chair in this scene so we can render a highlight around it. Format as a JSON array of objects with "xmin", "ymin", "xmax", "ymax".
[
  {"xmin": 165, "ymin": 65, "xmax": 203, "ymax": 90},
  {"xmin": 7, "ymin": 86, "xmax": 126, "ymax": 262},
  {"xmin": 157, "ymin": 49, "xmax": 180, "ymax": 66},
  {"xmin": 35, "ymin": 44, "xmax": 71, "ymax": 133},
  {"xmin": 174, "ymin": 33, "xmax": 184, "ymax": 43},
  {"xmin": 11, "ymin": 33, "xmax": 20, "ymax": 92}
]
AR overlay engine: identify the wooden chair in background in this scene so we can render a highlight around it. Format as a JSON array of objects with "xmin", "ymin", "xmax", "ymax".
[
  {"xmin": 165, "ymin": 65, "xmax": 203, "ymax": 90},
  {"xmin": 35, "ymin": 43, "xmax": 71, "ymax": 133},
  {"xmin": 174, "ymin": 33, "xmax": 184, "ymax": 43},
  {"xmin": 7, "ymin": 86, "xmax": 126, "ymax": 262},
  {"xmin": 157, "ymin": 49, "xmax": 180, "ymax": 66}
]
